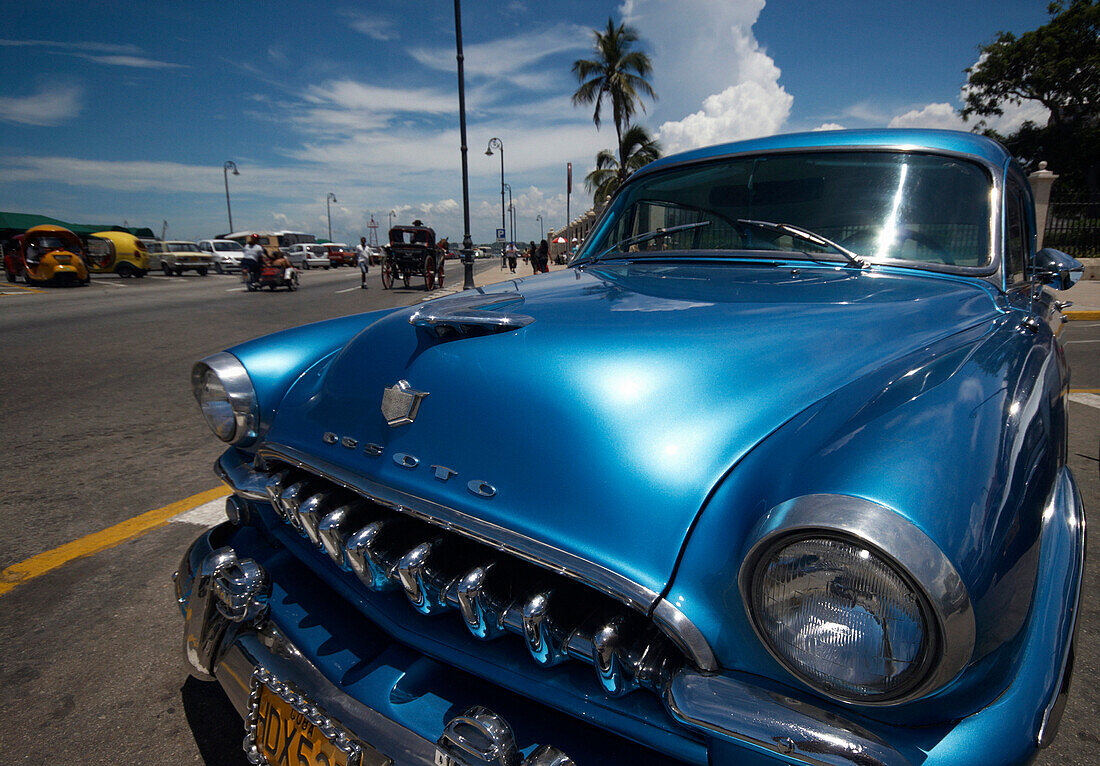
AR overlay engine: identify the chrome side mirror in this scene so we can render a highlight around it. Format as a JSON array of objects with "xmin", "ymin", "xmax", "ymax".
[{"xmin": 1031, "ymin": 248, "xmax": 1083, "ymax": 291}]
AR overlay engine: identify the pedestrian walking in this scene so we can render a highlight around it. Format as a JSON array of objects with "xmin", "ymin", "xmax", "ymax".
[
  {"xmin": 505, "ymin": 242, "xmax": 518, "ymax": 273},
  {"xmin": 241, "ymin": 233, "xmax": 264, "ymax": 287},
  {"xmin": 537, "ymin": 239, "xmax": 550, "ymax": 273},
  {"xmin": 530, "ymin": 241, "xmax": 539, "ymax": 274},
  {"xmin": 355, "ymin": 236, "xmax": 370, "ymax": 289}
]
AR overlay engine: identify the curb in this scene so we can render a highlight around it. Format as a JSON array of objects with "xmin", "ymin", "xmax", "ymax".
[{"xmin": 1065, "ymin": 310, "xmax": 1100, "ymax": 321}]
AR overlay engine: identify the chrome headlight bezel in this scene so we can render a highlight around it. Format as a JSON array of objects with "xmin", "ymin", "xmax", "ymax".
[
  {"xmin": 738, "ymin": 494, "xmax": 975, "ymax": 707},
  {"xmin": 191, "ymin": 352, "xmax": 259, "ymax": 446}
]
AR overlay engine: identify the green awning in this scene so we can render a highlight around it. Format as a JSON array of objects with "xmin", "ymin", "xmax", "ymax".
[{"xmin": 0, "ymin": 211, "xmax": 157, "ymax": 241}]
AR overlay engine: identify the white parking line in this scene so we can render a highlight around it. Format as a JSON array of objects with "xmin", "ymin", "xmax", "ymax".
[
  {"xmin": 226, "ymin": 287, "xmax": 247, "ymax": 292},
  {"xmin": 1069, "ymin": 393, "xmax": 1100, "ymax": 410},
  {"xmin": 168, "ymin": 497, "xmax": 227, "ymax": 527},
  {"xmin": 90, "ymin": 280, "xmax": 125, "ymax": 287},
  {"xmin": 335, "ymin": 286, "xmax": 361, "ymax": 294}
]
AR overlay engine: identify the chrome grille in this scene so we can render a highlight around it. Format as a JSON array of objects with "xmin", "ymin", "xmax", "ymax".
[{"xmin": 261, "ymin": 461, "xmax": 682, "ymax": 697}]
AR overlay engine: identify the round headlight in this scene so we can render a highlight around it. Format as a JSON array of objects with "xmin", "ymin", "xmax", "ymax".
[
  {"xmin": 750, "ymin": 535, "xmax": 935, "ymax": 702},
  {"xmin": 191, "ymin": 352, "xmax": 258, "ymax": 445}
]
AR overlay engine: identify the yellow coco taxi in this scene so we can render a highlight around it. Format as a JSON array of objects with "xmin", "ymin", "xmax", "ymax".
[
  {"xmin": 84, "ymin": 230, "xmax": 149, "ymax": 278},
  {"xmin": 12, "ymin": 225, "xmax": 89, "ymax": 286}
]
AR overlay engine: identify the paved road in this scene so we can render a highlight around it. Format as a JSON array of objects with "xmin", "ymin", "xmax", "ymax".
[{"xmin": 0, "ymin": 267, "xmax": 1097, "ymax": 765}]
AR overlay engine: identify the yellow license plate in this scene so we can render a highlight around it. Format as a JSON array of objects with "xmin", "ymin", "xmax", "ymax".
[{"xmin": 253, "ymin": 682, "xmax": 390, "ymax": 766}]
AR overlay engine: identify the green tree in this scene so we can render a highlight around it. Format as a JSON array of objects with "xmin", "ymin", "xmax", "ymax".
[
  {"xmin": 961, "ymin": 1, "xmax": 1100, "ymax": 191},
  {"xmin": 572, "ymin": 18, "xmax": 657, "ymax": 179},
  {"xmin": 961, "ymin": 0, "xmax": 1099, "ymax": 128},
  {"xmin": 585, "ymin": 124, "xmax": 662, "ymax": 203}
]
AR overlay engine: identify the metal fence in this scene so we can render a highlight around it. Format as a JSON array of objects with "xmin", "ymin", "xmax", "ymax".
[{"xmin": 1045, "ymin": 191, "xmax": 1100, "ymax": 258}]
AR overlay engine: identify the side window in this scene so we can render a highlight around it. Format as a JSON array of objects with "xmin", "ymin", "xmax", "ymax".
[{"xmin": 1005, "ymin": 183, "xmax": 1029, "ymax": 285}]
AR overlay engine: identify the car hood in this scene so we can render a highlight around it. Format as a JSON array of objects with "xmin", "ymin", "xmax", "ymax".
[{"xmin": 266, "ymin": 262, "xmax": 1000, "ymax": 599}]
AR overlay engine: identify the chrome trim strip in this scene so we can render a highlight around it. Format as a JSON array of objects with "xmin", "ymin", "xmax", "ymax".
[
  {"xmin": 1038, "ymin": 467, "xmax": 1086, "ymax": 748},
  {"xmin": 257, "ymin": 444, "xmax": 660, "ymax": 612},
  {"xmin": 651, "ymin": 598, "xmax": 718, "ymax": 672},
  {"xmin": 665, "ymin": 669, "xmax": 911, "ymax": 766},
  {"xmin": 737, "ymin": 494, "xmax": 975, "ymax": 706},
  {"xmin": 217, "ymin": 446, "xmax": 719, "ymax": 672}
]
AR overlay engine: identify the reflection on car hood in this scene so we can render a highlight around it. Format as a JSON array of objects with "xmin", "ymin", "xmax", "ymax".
[{"xmin": 266, "ymin": 263, "xmax": 1000, "ymax": 596}]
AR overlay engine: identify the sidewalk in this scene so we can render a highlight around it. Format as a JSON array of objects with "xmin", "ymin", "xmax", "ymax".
[
  {"xmin": 1056, "ymin": 278, "xmax": 1100, "ymax": 320},
  {"xmin": 429, "ymin": 258, "xmax": 569, "ymax": 299}
]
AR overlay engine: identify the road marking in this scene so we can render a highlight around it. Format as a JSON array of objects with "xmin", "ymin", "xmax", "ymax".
[
  {"xmin": 90, "ymin": 279, "xmax": 125, "ymax": 288},
  {"xmin": 168, "ymin": 497, "xmax": 228, "ymax": 527},
  {"xmin": 0, "ymin": 283, "xmax": 45, "ymax": 294},
  {"xmin": 147, "ymin": 275, "xmax": 172, "ymax": 280},
  {"xmin": 335, "ymin": 286, "xmax": 361, "ymax": 293},
  {"xmin": 1071, "ymin": 388, "xmax": 1100, "ymax": 394},
  {"xmin": 0, "ymin": 486, "xmax": 230, "ymax": 597},
  {"xmin": 1066, "ymin": 311, "xmax": 1100, "ymax": 321},
  {"xmin": 226, "ymin": 287, "xmax": 247, "ymax": 292},
  {"xmin": 1069, "ymin": 393, "xmax": 1100, "ymax": 410},
  {"xmin": 1065, "ymin": 339, "xmax": 1100, "ymax": 344}
]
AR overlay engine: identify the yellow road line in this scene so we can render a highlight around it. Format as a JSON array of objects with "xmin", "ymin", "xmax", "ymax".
[
  {"xmin": 1066, "ymin": 310, "xmax": 1100, "ymax": 321},
  {"xmin": 0, "ymin": 283, "xmax": 45, "ymax": 295},
  {"xmin": 0, "ymin": 486, "xmax": 229, "ymax": 597},
  {"xmin": 1071, "ymin": 388, "xmax": 1100, "ymax": 394}
]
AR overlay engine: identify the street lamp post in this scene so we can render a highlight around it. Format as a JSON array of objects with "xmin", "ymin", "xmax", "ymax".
[
  {"xmin": 326, "ymin": 192, "xmax": 337, "ymax": 241},
  {"xmin": 503, "ymin": 183, "xmax": 513, "ymax": 244},
  {"xmin": 223, "ymin": 161, "xmax": 239, "ymax": 233},
  {"xmin": 485, "ymin": 137, "xmax": 505, "ymax": 241},
  {"xmin": 389, "ymin": 209, "xmax": 396, "ymax": 231},
  {"xmin": 454, "ymin": 0, "xmax": 475, "ymax": 289},
  {"xmin": 536, "ymin": 214, "xmax": 543, "ymax": 241}
]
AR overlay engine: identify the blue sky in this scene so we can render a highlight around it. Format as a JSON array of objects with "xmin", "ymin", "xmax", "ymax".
[{"xmin": 0, "ymin": 0, "xmax": 1052, "ymax": 244}]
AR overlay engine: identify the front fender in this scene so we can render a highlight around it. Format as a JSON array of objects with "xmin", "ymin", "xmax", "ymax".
[
  {"xmin": 663, "ymin": 311, "xmax": 1068, "ymax": 724},
  {"xmin": 225, "ymin": 308, "xmax": 395, "ymax": 442}
]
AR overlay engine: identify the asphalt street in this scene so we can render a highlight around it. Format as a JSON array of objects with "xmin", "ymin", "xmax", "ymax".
[{"xmin": 0, "ymin": 264, "xmax": 1097, "ymax": 765}]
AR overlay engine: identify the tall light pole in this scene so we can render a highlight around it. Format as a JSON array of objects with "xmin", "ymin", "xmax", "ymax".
[
  {"xmin": 388, "ymin": 209, "xmax": 396, "ymax": 231},
  {"xmin": 503, "ymin": 183, "xmax": 513, "ymax": 244},
  {"xmin": 223, "ymin": 161, "xmax": 239, "ymax": 233},
  {"xmin": 326, "ymin": 192, "xmax": 337, "ymax": 241},
  {"xmin": 508, "ymin": 202, "xmax": 515, "ymax": 247},
  {"xmin": 454, "ymin": 0, "xmax": 475, "ymax": 289},
  {"xmin": 536, "ymin": 214, "xmax": 543, "ymax": 241},
  {"xmin": 485, "ymin": 137, "xmax": 505, "ymax": 241}
]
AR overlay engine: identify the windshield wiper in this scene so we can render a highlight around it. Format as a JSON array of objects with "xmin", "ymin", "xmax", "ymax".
[
  {"xmin": 736, "ymin": 219, "xmax": 865, "ymax": 268},
  {"xmin": 588, "ymin": 220, "xmax": 712, "ymax": 263}
]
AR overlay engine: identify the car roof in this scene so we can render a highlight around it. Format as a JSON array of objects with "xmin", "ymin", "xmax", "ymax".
[{"xmin": 636, "ymin": 128, "xmax": 1012, "ymax": 180}]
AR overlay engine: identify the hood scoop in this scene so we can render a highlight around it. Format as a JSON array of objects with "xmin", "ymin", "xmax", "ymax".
[{"xmin": 409, "ymin": 289, "xmax": 534, "ymax": 340}]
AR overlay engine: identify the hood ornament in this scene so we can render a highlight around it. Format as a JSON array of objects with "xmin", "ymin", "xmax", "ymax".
[{"xmin": 382, "ymin": 380, "xmax": 429, "ymax": 427}]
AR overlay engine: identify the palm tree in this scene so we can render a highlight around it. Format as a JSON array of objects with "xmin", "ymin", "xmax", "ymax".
[
  {"xmin": 572, "ymin": 18, "xmax": 657, "ymax": 174},
  {"xmin": 585, "ymin": 124, "xmax": 661, "ymax": 203}
]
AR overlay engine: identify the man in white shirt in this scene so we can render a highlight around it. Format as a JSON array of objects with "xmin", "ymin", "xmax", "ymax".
[
  {"xmin": 355, "ymin": 237, "xmax": 370, "ymax": 289},
  {"xmin": 241, "ymin": 234, "xmax": 265, "ymax": 287}
]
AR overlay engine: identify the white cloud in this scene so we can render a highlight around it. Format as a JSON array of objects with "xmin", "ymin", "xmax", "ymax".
[
  {"xmin": 621, "ymin": 0, "xmax": 792, "ymax": 153},
  {"xmin": 813, "ymin": 123, "xmax": 845, "ymax": 132},
  {"xmin": 76, "ymin": 54, "xmax": 185, "ymax": 69},
  {"xmin": 0, "ymin": 39, "xmax": 140, "ymax": 54},
  {"xmin": 340, "ymin": 10, "xmax": 399, "ymax": 41},
  {"xmin": 409, "ymin": 24, "xmax": 590, "ymax": 91},
  {"xmin": 887, "ymin": 102, "xmax": 962, "ymax": 130},
  {"xmin": 0, "ymin": 84, "xmax": 81, "ymax": 126}
]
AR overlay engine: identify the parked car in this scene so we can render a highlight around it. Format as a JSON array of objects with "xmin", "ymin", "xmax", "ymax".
[
  {"xmin": 3, "ymin": 225, "xmax": 89, "ymax": 285},
  {"xmin": 151, "ymin": 241, "xmax": 212, "ymax": 276},
  {"xmin": 321, "ymin": 243, "xmax": 355, "ymax": 267},
  {"xmin": 177, "ymin": 130, "xmax": 1084, "ymax": 766},
  {"xmin": 198, "ymin": 239, "xmax": 246, "ymax": 273},
  {"xmin": 283, "ymin": 243, "xmax": 331, "ymax": 270}
]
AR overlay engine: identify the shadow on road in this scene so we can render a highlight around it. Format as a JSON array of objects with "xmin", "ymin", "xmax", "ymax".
[{"xmin": 181, "ymin": 676, "xmax": 249, "ymax": 765}]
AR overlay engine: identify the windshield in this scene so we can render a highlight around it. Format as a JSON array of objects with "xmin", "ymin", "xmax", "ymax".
[
  {"xmin": 581, "ymin": 151, "xmax": 993, "ymax": 268},
  {"xmin": 306, "ymin": 245, "xmax": 326, "ymax": 254},
  {"xmin": 26, "ymin": 236, "xmax": 71, "ymax": 251},
  {"xmin": 167, "ymin": 242, "xmax": 199, "ymax": 252},
  {"xmin": 213, "ymin": 241, "xmax": 243, "ymax": 251}
]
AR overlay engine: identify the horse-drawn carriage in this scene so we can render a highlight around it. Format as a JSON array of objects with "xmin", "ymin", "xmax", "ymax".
[{"xmin": 381, "ymin": 221, "xmax": 445, "ymax": 290}]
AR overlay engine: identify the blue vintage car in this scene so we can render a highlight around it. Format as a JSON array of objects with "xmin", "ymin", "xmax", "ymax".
[{"xmin": 176, "ymin": 129, "xmax": 1085, "ymax": 766}]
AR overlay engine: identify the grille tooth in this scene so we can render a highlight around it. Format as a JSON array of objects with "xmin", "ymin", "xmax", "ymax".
[
  {"xmin": 277, "ymin": 481, "xmax": 310, "ymax": 533},
  {"xmin": 593, "ymin": 614, "xmax": 639, "ymax": 697},
  {"xmin": 297, "ymin": 491, "xmax": 334, "ymax": 547},
  {"xmin": 345, "ymin": 520, "xmax": 399, "ymax": 591},
  {"xmin": 318, "ymin": 503, "xmax": 370, "ymax": 570},
  {"xmin": 265, "ymin": 469, "xmax": 292, "ymax": 508},
  {"xmin": 456, "ymin": 564, "xmax": 507, "ymax": 640},
  {"xmin": 522, "ymin": 592, "xmax": 568, "ymax": 667},
  {"xmin": 397, "ymin": 538, "xmax": 449, "ymax": 615}
]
